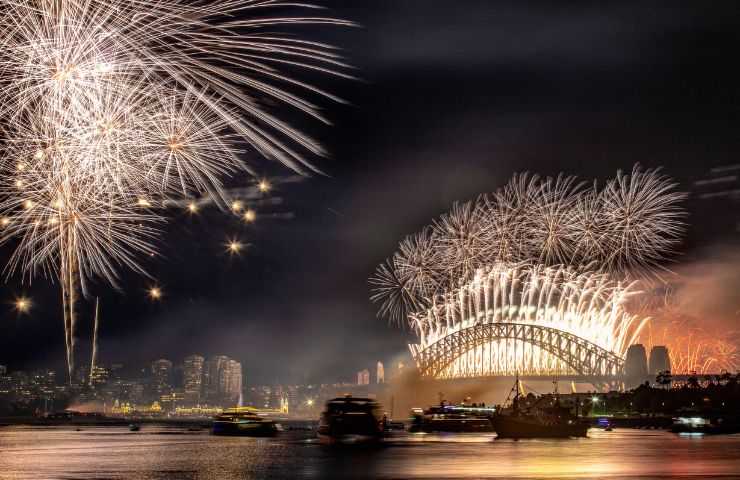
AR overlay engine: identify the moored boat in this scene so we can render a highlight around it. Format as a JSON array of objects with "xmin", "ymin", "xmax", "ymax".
[
  {"xmin": 492, "ymin": 376, "xmax": 589, "ymax": 439},
  {"xmin": 409, "ymin": 403, "xmax": 495, "ymax": 433}
]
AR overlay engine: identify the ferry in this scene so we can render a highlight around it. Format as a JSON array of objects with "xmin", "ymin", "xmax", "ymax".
[
  {"xmin": 211, "ymin": 407, "xmax": 280, "ymax": 436},
  {"xmin": 492, "ymin": 377, "xmax": 589, "ymax": 439},
  {"xmin": 317, "ymin": 396, "xmax": 385, "ymax": 444},
  {"xmin": 409, "ymin": 402, "xmax": 496, "ymax": 433},
  {"xmin": 671, "ymin": 416, "xmax": 740, "ymax": 435}
]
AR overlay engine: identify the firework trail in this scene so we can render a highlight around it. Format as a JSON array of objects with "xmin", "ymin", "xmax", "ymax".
[{"xmin": 0, "ymin": 0, "xmax": 351, "ymax": 381}]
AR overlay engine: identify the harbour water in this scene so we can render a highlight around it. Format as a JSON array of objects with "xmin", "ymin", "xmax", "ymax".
[{"xmin": 2, "ymin": 425, "xmax": 740, "ymax": 479}]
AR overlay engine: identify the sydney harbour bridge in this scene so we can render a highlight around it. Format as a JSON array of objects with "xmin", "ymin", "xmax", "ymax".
[{"xmin": 405, "ymin": 266, "xmax": 670, "ymax": 389}]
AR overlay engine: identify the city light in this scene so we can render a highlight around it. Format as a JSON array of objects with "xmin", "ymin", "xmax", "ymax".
[
  {"xmin": 187, "ymin": 202, "xmax": 199, "ymax": 214},
  {"xmin": 231, "ymin": 201, "xmax": 244, "ymax": 213}
]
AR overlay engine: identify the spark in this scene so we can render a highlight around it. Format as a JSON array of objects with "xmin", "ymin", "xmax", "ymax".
[
  {"xmin": 14, "ymin": 296, "xmax": 31, "ymax": 313},
  {"xmin": 243, "ymin": 209, "xmax": 257, "ymax": 223},
  {"xmin": 148, "ymin": 287, "xmax": 162, "ymax": 301},
  {"xmin": 187, "ymin": 202, "xmax": 199, "ymax": 214},
  {"xmin": 227, "ymin": 239, "xmax": 244, "ymax": 255},
  {"xmin": 231, "ymin": 201, "xmax": 244, "ymax": 213},
  {"xmin": 258, "ymin": 179, "xmax": 272, "ymax": 193}
]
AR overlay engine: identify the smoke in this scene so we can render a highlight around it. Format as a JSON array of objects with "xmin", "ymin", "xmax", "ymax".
[{"xmin": 638, "ymin": 245, "xmax": 740, "ymax": 373}]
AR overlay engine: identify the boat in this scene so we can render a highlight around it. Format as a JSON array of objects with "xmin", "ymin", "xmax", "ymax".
[
  {"xmin": 128, "ymin": 424, "xmax": 140, "ymax": 432},
  {"xmin": 492, "ymin": 376, "xmax": 589, "ymax": 439},
  {"xmin": 317, "ymin": 395, "xmax": 385, "ymax": 445},
  {"xmin": 671, "ymin": 416, "xmax": 740, "ymax": 435},
  {"xmin": 409, "ymin": 402, "xmax": 495, "ymax": 433},
  {"xmin": 211, "ymin": 407, "xmax": 279, "ymax": 436}
]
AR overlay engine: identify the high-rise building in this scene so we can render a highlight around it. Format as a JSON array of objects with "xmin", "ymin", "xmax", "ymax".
[
  {"xmin": 204, "ymin": 355, "xmax": 229, "ymax": 403},
  {"xmin": 203, "ymin": 355, "xmax": 242, "ymax": 405},
  {"xmin": 648, "ymin": 346, "xmax": 671, "ymax": 375},
  {"xmin": 0, "ymin": 365, "xmax": 7, "ymax": 376},
  {"xmin": 222, "ymin": 359, "xmax": 242, "ymax": 405},
  {"xmin": 182, "ymin": 355, "xmax": 205, "ymax": 405},
  {"xmin": 376, "ymin": 362, "xmax": 385, "ymax": 384},
  {"xmin": 151, "ymin": 359, "xmax": 173, "ymax": 397},
  {"xmin": 357, "ymin": 369, "xmax": 370, "ymax": 385}
]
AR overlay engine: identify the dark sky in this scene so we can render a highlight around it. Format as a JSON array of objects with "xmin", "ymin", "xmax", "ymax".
[{"xmin": 2, "ymin": 1, "xmax": 740, "ymax": 384}]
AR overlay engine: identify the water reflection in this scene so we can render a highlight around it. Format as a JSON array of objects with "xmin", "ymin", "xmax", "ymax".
[{"xmin": 1, "ymin": 426, "xmax": 739, "ymax": 479}]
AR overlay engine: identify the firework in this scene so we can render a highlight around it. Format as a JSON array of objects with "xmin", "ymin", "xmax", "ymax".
[
  {"xmin": 371, "ymin": 166, "xmax": 686, "ymax": 323},
  {"xmin": 0, "ymin": 0, "xmax": 351, "ymax": 381},
  {"xmin": 405, "ymin": 262, "xmax": 647, "ymax": 378}
]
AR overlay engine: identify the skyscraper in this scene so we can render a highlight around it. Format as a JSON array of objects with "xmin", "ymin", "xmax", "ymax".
[
  {"xmin": 182, "ymin": 355, "xmax": 205, "ymax": 405},
  {"xmin": 357, "ymin": 369, "xmax": 370, "ymax": 385},
  {"xmin": 151, "ymin": 359, "xmax": 173, "ymax": 397},
  {"xmin": 203, "ymin": 355, "xmax": 243, "ymax": 405},
  {"xmin": 376, "ymin": 361, "xmax": 385, "ymax": 384},
  {"xmin": 222, "ymin": 359, "xmax": 243, "ymax": 405}
]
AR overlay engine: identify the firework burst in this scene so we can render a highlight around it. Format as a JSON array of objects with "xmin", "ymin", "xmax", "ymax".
[{"xmin": 0, "ymin": 0, "xmax": 352, "ymax": 381}]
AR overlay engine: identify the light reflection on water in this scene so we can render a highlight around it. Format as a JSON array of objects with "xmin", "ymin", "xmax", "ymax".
[{"xmin": 1, "ymin": 426, "xmax": 740, "ymax": 479}]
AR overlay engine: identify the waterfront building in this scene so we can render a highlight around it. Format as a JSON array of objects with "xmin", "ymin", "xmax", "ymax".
[
  {"xmin": 203, "ymin": 355, "xmax": 242, "ymax": 405},
  {"xmin": 357, "ymin": 369, "xmax": 370, "ymax": 385},
  {"xmin": 182, "ymin": 355, "xmax": 205, "ymax": 405},
  {"xmin": 151, "ymin": 359, "xmax": 174, "ymax": 397},
  {"xmin": 377, "ymin": 362, "xmax": 385, "ymax": 384}
]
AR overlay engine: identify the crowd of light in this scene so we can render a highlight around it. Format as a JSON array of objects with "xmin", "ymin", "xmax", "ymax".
[
  {"xmin": 408, "ymin": 262, "xmax": 647, "ymax": 378},
  {"xmin": 0, "ymin": 0, "xmax": 350, "ymax": 381}
]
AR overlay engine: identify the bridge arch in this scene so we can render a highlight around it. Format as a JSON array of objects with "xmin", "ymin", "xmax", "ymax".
[{"xmin": 413, "ymin": 323, "xmax": 625, "ymax": 380}]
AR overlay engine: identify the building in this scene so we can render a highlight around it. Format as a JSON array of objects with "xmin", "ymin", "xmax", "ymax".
[
  {"xmin": 357, "ymin": 369, "xmax": 370, "ymax": 385},
  {"xmin": 151, "ymin": 359, "xmax": 173, "ymax": 397},
  {"xmin": 203, "ymin": 355, "xmax": 242, "ymax": 406},
  {"xmin": 376, "ymin": 362, "xmax": 385, "ymax": 384},
  {"xmin": 648, "ymin": 346, "xmax": 671, "ymax": 375},
  {"xmin": 222, "ymin": 359, "xmax": 242, "ymax": 405},
  {"xmin": 0, "ymin": 365, "xmax": 6, "ymax": 376},
  {"xmin": 182, "ymin": 355, "xmax": 205, "ymax": 405}
]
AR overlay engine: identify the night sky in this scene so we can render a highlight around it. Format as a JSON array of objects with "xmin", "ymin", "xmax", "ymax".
[{"xmin": 2, "ymin": 1, "xmax": 740, "ymax": 384}]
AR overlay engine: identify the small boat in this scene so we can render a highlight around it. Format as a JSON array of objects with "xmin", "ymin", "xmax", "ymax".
[
  {"xmin": 317, "ymin": 395, "xmax": 385, "ymax": 445},
  {"xmin": 492, "ymin": 376, "xmax": 589, "ymax": 439},
  {"xmin": 409, "ymin": 403, "xmax": 495, "ymax": 433},
  {"xmin": 211, "ymin": 408, "xmax": 279, "ymax": 437},
  {"xmin": 128, "ymin": 424, "xmax": 140, "ymax": 432},
  {"xmin": 671, "ymin": 416, "xmax": 740, "ymax": 435}
]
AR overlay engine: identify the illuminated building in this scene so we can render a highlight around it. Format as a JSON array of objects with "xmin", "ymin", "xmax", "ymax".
[
  {"xmin": 204, "ymin": 355, "xmax": 243, "ymax": 405},
  {"xmin": 90, "ymin": 366, "xmax": 110, "ymax": 387},
  {"xmin": 182, "ymin": 355, "xmax": 205, "ymax": 405},
  {"xmin": 151, "ymin": 359, "xmax": 174, "ymax": 396},
  {"xmin": 357, "ymin": 369, "xmax": 370, "ymax": 385},
  {"xmin": 376, "ymin": 362, "xmax": 385, "ymax": 384}
]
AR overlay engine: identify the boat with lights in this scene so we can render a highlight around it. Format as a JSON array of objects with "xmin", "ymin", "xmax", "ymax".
[
  {"xmin": 211, "ymin": 407, "xmax": 279, "ymax": 436},
  {"xmin": 317, "ymin": 396, "xmax": 385, "ymax": 444}
]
